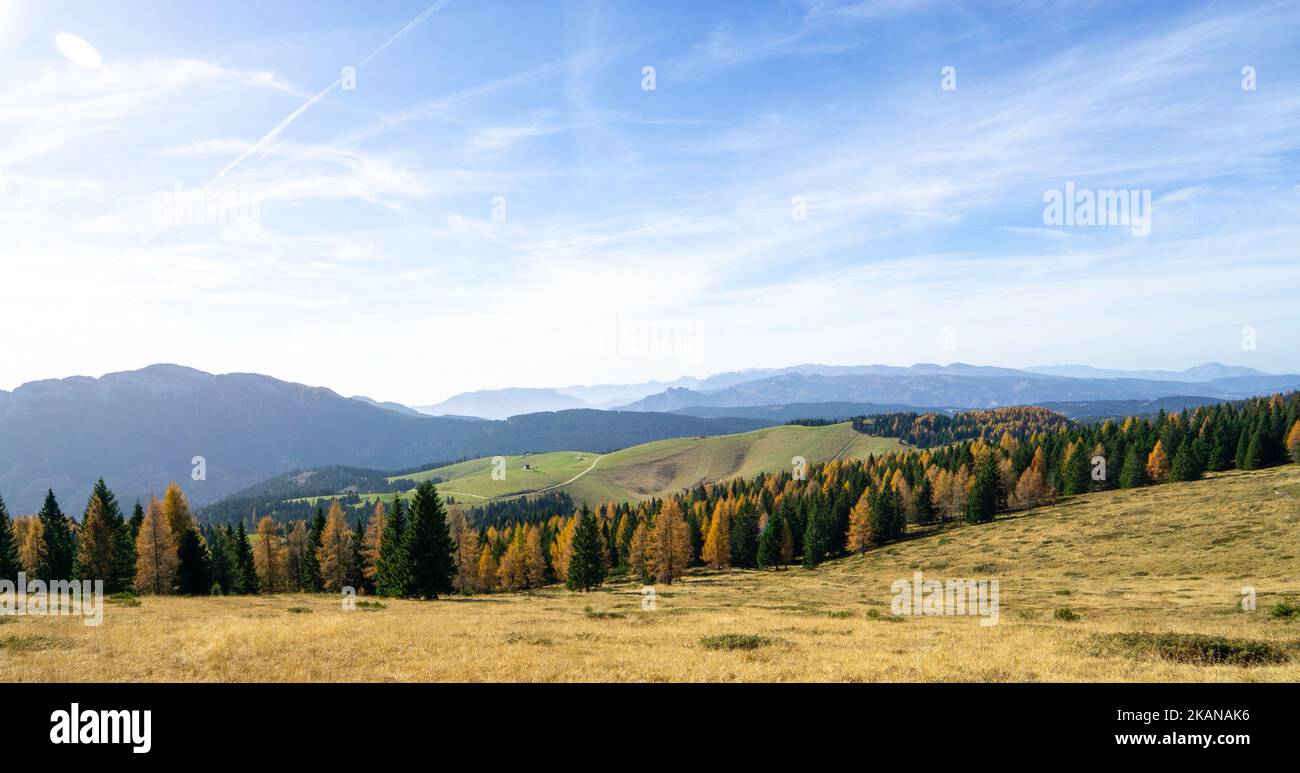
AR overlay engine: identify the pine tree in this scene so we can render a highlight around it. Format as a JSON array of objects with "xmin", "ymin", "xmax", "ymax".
[
  {"xmin": 134, "ymin": 497, "xmax": 178, "ymax": 594},
  {"xmin": 407, "ymin": 482, "xmax": 457, "ymax": 599},
  {"xmin": 36, "ymin": 489, "xmax": 74, "ymax": 581},
  {"xmin": 0, "ymin": 494, "xmax": 19, "ymax": 581},
  {"xmin": 234, "ymin": 519, "xmax": 257, "ymax": 594},
  {"xmin": 1169, "ymin": 440, "xmax": 1204, "ymax": 482},
  {"xmin": 375, "ymin": 498, "xmax": 413, "ymax": 598},
  {"xmin": 566, "ymin": 505, "xmax": 606, "ymax": 592}
]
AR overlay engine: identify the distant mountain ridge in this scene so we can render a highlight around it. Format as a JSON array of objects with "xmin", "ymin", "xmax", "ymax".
[{"xmin": 0, "ymin": 365, "xmax": 774, "ymax": 513}]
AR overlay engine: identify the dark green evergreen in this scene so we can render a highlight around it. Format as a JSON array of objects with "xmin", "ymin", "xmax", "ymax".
[
  {"xmin": 234, "ymin": 519, "xmax": 258, "ymax": 595},
  {"xmin": 566, "ymin": 504, "xmax": 606, "ymax": 592},
  {"xmin": 37, "ymin": 489, "xmax": 75, "ymax": 581},
  {"xmin": 375, "ymin": 497, "xmax": 413, "ymax": 597},
  {"xmin": 0, "ymin": 494, "xmax": 20, "ymax": 581}
]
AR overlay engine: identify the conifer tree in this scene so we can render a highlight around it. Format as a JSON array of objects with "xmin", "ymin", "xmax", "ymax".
[
  {"xmin": 316, "ymin": 499, "xmax": 356, "ymax": 592},
  {"xmin": 406, "ymin": 481, "xmax": 457, "ymax": 599},
  {"xmin": 651, "ymin": 499, "xmax": 692, "ymax": 584},
  {"xmin": 845, "ymin": 489, "xmax": 872, "ymax": 554},
  {"xmin": 1119, "ymin": 445, "xmax": 1148, "ymax": 488},
  {"xmin": 160, "ymin": 482, "xmax": 196, "ymax": 541},
  {"xmin": 0, "ymin": 494, "xmax": 19, "ymax": 581},
  {"xmin": 76, "ymin": 492, "xmax": 115, "ymax": 583},
  {"xmin": 628, "ymin": 519, "xmax": 651, "ymax": 583},
  {"xmin": 778, "ymin": 516, "xmax": 795, "ymax": 566},
  {"xmin": 362, "ymin": 499, "xmax": 388, "ymax": 587},
  {"xmin": 375, "ymin": 498, "xmax": 413, "ymax": 598},
  {"xmin": 1061, "ymin": 442, "xmax": 1091, "ymax": 496},
  {"xmin": 524, "ymin": 525, "xmax": 547, "ymax": 588},
  {"xmin": 134, "ymin": 497, "xmax": 179, "ymax": 594},
  {"xmin": 965, "ymin": 452, "xmax": 1000, "ymax": 524},
  {"xmin": 565, "ymin": 505, "xmax": 606, "ymax": 592},
  {"xmin": 301, "ymin": 508, "xmax": 325, "ymax": 592},
  {"xmin": 757, "ymin": 512, "xmax": 784, "ymax": 569},
  {"xmin": 497, "ymin": 527, "xmax": 527, "ymax": 592},
  {"xmin": 477, "ymin": 544, "xmax": 497, "ymax": 592},
  {"xmin": 1146, "ymin": 440, "xmax": 1171, "ymax": 482},
  {"xmin": 37, "ymin": 489, "xmax": 74, "ymax": 581},
  {"xmin": 701, "ymin": 500, "xmax": 731, "ymax": 568},
  {"xmin": 176, "ymin": 527, "xmax": 212, "ymax": 595},
  {"xmin": 253, "ymin": 516, "xmax": 287, "ymax": 593},
  {"xmin": 729, "ymin": 499, "xmax": 760, "ymax": 569},
  {"xmin": 1287, "ymin": 420, "xmax": 1300, "ymax": 463},
  {"xmin": 1243, "ymin": 429, "xmax": 1264, "ymax": 470},
  {"xmin": 1170, "ymin": 440, "xmax": 1204, "ymax": 482},
  {"xmin": 349, "ymin": 517, "xmax": 368, "ymax": 593},
  {"xmin": 234, "ymin": 518, "xmax": 258, "ymax": 594}
]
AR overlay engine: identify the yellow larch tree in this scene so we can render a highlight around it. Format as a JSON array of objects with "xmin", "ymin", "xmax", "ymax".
[
  {"xmin": 134, "ymin": 497, "xmax": 179, "ymax": 595},
  {"xmin": 477, "ymin": 544, "xmax": 498, "ymax": 592},
  {"xmin": 1146, "ymin": 440, "xmax": 1170, "ymax": 483},
  {"xmin": 253, "ymin": 516, "xmax": 288, "ymax": 593},
  {"xmin": 524, "ymin": 525, "xmax": 547, "ymax": 588},
  {"xmin": 701, "ymin": 499, "xmax": 731, "ymax": 568},
  {"xmin": 845, "ymin": 489, "xmax": 873, "ymax": 554},
  {"xmin": 76, "ymin": 493, "xmax": 115, "ymax": 582},
  {"xmin": 651, "ymin": 499, "xmax": 692, "ymax": 584},
  {"xmin": 316, "ymin": 499, "xmax": 356, "ymax": 592},
  {"xmin": 362, "ymin": 498, "xmax": 387, "ymax": 584}
]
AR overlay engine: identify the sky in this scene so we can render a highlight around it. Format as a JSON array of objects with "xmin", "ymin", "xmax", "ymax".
[{"xmin": 1, "ymin": 0, "xmax": 1298, "ymax": 404}]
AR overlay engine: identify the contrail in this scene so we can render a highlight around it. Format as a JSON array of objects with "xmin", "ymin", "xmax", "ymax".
[{"xmin": 137, "ymin": 0, "xmax": 453, "ymax": 250}]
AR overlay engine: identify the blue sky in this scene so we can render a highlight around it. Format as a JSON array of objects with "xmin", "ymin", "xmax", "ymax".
[{"xmin": 1, "ymin": 0, "xmax": 1298, "ymax": 403}]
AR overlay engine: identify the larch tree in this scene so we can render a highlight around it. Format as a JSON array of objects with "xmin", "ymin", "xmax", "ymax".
[
  {"xmin": 845, "ymin": 489, "xmax": 873, "ymax": 554},
  {"xmin": 160, "ymin": 482, "xmax": 196, "ymax": 541},
  {"xmin": 651, "ymin": 499, "xmax": 691, "ymax": 584},
  {"xmin": 286, "ymin": 520, "xmax": 309, "ymax": 591},
  {"xmin": 134, "ymin": 498, "xmax": 179, "ymax": 595},
  {"xmin": 477, "ymin": 544, "xmax": 497, "ymax": 592},
  {"xmin": 628, "ymin": 520, "xmax": 651, "ymax": 583},
  {"xmin": 497, "ymin": 527, "xmax": 527, "ymax": 592},
  {"xmin": 316, "ymin": 499, "xmax": 356, "ymax": 592},
  {"xmin": 253, "ymin": 516, "xmax": 288, "ymax": 593},
  {"xmin": 550, "ymin": 517, "xmax": 576, "ymax": 582},
  {"xmin": 16, "ymin": 516, "xmax": 45, "ymax": 576},
  {"xmin": 524, "ymin": 525, "xmax": 547, "ymax": 588},
  {"xmin": 76, "ymin": 493, "xmax": 115, "ymax": 583},
  {"xmin": 701, "ymin": 499, "xmax": 731, "ymax": 568},
  {"xmin": 363, "ymin": 498, "xmax": 388, "ymax": 586},
  {"xmin": 1286, "ymin": 420, "xmax": 1300, "ymax": 463},
  {"xmin": 1146, "ymin": 440, "xmax": 1171, "ymax": 483}
]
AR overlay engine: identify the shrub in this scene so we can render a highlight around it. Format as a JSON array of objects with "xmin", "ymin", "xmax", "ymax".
[
  {"xmin": 700, "ymin": 633, "xmax": 774, "ymax": 650},
  {"xmin": 1054, "ymin": 607, "xmax": 1079, "ymax": 621}
]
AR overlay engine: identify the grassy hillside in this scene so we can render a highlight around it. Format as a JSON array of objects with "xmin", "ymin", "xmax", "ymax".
[
  {"xmin": 6, "ymin": 465, "xmax": 1298, "ymax": 682},
  {"xmin": 394, "ymin": 422, "xmax": 903, "ymax": 506}
]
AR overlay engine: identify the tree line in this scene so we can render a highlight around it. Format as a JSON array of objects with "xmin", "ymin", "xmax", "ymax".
[{"xmin": 3, "ymin": 393, "xmax": 1297, "ymax": 598}]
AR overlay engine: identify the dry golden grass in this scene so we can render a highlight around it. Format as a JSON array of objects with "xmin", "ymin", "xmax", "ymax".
[{"xmin": 3, "ymin": 466, "xmax": 1299, "ymax": 682}]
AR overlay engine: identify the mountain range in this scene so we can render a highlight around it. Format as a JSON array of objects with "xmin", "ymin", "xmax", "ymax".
[{"xmin": 3, "ymin": 361, "xmax": 1296, "ymax": 515}]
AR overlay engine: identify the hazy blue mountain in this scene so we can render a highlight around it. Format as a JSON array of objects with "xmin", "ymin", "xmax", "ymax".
[
  {"xmin": 350, "ymin": 395, "xmax": 424, "ymax": 417},
  {"xmin": 619, "ymin": 372, "xmax": 1300, "ymax": 412},
  {"xmin": 1025, "ymin": 362, "xmax": 1274, "ymax": 382},
  {"xmin": 0, "ymin": 365, "xmax": 774, "ymax": 513},
  {"xmin": 1038, "ymin": 396, "xmax": 1229, "ymax": 420},
  {"xmin": 415, "ymin": 387, "xmax": 589, "ymax": 419},
  {"xmin": 667, "ymin": 401, "xmax": 941, "ymax": 422}
]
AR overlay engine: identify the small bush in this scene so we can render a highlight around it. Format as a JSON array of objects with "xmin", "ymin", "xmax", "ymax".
[
  {"xmin": 1017, "ymin": 610, "xmax": 1039, "ymax": 621},
  {"xmin": 701, "ymin": 633, "xmax": 773, "ymax": 651},
  {"xmin": 1268, "ymin": 598, "xmax": 1300, "ymax": 620},
  {"xmin": 583, "ymin": 606, "xmax": 625, "ymax": 620},
  {"xmin": 1096, "ymin": 632, "xmax": 1290, "ymax": 666},
  {"xmin": 865, "ymin": 608, "xmax": 906, "ymax": 622},
  {"xmin": 108, "ymin": 592, "xmax": 140, "ymax": 607},
  {"xmin": 287, "ymin": 607, "xmax": 312, "ymax": 614},
  {"xmin": 1054, "ymin": 607, "xmax": 1079, "ymax": 621},
  {"xmin": 1054, "ymin": 589, "xmax": 1072, "ymax": 596}
]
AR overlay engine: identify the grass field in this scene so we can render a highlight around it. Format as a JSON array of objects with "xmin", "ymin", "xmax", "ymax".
[
  {"xmin": 4, "ymin": 465, "xmax": 1299, "ymax": 682},
  {"xmin": 375, "ymin": 422, "xmax": 905, "ymax": 507}
]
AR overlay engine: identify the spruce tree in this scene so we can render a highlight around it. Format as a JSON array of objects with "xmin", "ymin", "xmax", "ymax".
[
  {"xmin": 37, "ymin": 489, "xmax": 75, "ymax": 581},
  {"xmin": 349, "ymin": 517, "xmax": 368, "ymax": 593},
  {"xmin": 1243, "ymin": 429, "xmax": 1264, "ymax": 470},
  {"xmin": 728, "ymin": 500, "xmax": 760, "ymax": 568},
  {"xmin": 965, "ymin": 453, "xmax": 1000, "ymax": 524},
  {"xmin": 234, "ymin": 519, "xmax": 258, "ymax": 594},
  {"xmin": 375, "ymin": 498, "xmax": 413, "ymax": 598},
  {"xmin": 565, "ymin": 505, "xmax": 606, "ymax": 592},
  {"xmin": 1170, "ymin": 440, "xmax": 1204, "ymax": 482},
  {"xmin": 0, "ymin": 494, "xmax": 19, "ymax": 581},
  {"xmin": 756, "ymin": 513, "xmax": 783, "ymax": 569},
  {"xmin": 1061, "ymin": 443, "xmax": 1091, "ymax": 496},
  {"xmin": 301, "ymin": 508, "xmax": 325, "ymax": 592},
  {"xmin": 1119, "ymin": 445, "xmax": 1148, "ymax": 488},
  {"xmin": 406, "ymin": 482, "xmax": 457, "ymax": 599},
  {"xmin": 176, "ymin": 527, "xmax": 212, "ymax": 595}
]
